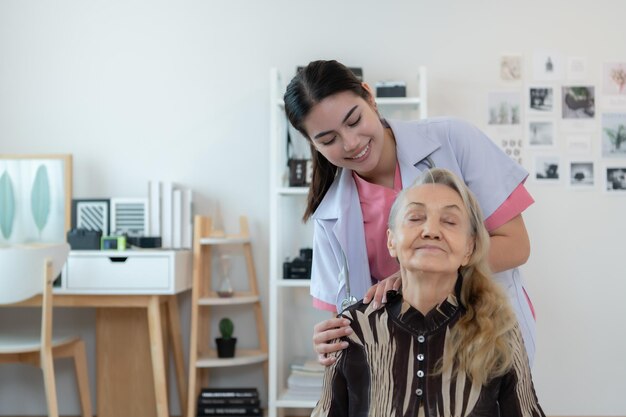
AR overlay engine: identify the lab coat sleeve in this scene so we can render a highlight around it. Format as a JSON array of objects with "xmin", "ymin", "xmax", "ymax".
[
  {"xmin": 446, "ymin": 118, "xmax": 530, "ymax": 219},
  {"xmin": 309, "ymin": 218, "xmax": 343, "ymax": 311}
]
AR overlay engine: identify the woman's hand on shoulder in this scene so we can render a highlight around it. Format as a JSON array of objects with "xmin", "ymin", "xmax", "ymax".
[
  {"xmin": 313, "ymin": 317, "xmax": 352, "ymax": 366},
  {"xmin": 362, "ymin": 271, "xmax": 402, "ymax": 310}
]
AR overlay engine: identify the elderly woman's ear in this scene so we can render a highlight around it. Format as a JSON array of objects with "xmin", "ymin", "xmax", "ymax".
[
  {"xmin": 386, "ymin": 229, "xmax": 397, "ymax": 258},
  {"xmin": 460, "ymin": 238, "xmax": 476, "ymax": 267}
]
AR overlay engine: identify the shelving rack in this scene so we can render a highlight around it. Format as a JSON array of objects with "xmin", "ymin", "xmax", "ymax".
[{"xmin": 186, "ymin": 215, "xmax": 268, "ymax": 417}]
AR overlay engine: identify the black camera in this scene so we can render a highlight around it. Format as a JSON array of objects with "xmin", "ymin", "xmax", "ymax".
[{"xmin": 283, "ymin": 248, "xmax": 313, "ymax": 279}]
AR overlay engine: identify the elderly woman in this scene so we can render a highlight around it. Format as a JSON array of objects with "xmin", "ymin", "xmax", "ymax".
[{"xmin": 312, "ymin": 168, "xmax": 544, "ymax": 417}]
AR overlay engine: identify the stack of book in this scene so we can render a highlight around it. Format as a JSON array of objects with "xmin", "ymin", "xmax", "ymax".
[
  {"xmin": 197, "ymin": 387, "xmax": 262, "ymax": 417},
  {"xmin": 283, "ymin": 358, "xmax": 325, "ymax": 401},
  {"xmin": 148, "ymin": 180, "xmax": 194, "ymax": 249}
]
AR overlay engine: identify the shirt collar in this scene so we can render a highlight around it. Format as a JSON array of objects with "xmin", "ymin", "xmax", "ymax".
[{"xmin": 386, "ymin": 273, "xmax": 464, "ymax": 335}]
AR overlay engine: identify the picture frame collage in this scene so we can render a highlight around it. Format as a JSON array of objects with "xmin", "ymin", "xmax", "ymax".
[{"xmin": 492, "ymin": 54, "xmax": 626, "ymax": 192}]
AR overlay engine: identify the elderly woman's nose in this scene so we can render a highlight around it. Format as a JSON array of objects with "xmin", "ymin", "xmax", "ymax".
[{"xmin": 421, "ymin": 217, "xmax": 441, "ymax": 239}]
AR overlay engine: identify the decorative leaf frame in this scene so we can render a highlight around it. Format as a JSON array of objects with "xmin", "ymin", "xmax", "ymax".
[{"xmin": 0, "ymin": 154, "xmax": 72, "ymax": 244}]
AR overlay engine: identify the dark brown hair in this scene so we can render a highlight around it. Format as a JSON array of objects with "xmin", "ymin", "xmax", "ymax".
[{"xmin": 283, "ymin": 60, "xmax": 371, "ymax": 221}]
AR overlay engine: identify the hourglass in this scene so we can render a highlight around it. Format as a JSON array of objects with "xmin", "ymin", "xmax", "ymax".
[{"xmin": 217, "ymin": 253, "xmax": 234, "ymax": 297}]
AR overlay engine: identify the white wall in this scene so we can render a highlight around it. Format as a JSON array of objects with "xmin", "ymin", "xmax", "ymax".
[{"xmin": 0, "ymin": 1, "xmax": 625, "ymax": 415}]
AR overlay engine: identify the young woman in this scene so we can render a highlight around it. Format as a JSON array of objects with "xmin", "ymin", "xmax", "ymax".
[
  {"xmin": 283, "ymin": 60, "xmax": 536, "ymax": 366},
  {"xmin": 311, "ymin": 168, "xmax": 544, "ymax": 416}
]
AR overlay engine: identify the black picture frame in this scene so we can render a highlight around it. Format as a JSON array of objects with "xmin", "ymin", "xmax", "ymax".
[{"xmin": 71, "ymin": 198, "xmax": 110, "ymax": 236}]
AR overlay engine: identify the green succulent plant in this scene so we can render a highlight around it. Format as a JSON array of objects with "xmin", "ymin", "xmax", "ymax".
[{"xmin": 219, "ymin": 317, "xmax": 234, "ymax": 340}]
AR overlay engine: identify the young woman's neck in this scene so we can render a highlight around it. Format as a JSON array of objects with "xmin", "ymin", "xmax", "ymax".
[
  {"xmin": 356, "ymin": 127, "xmax": 397, "ymax": 188},
  {"xmin": 401, "ymin": 270, "xmax": 458, "ymax": 315}
]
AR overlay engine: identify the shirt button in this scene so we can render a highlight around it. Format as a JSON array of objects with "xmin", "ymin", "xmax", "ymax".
[
  {"xmin": 417, "ymin": 354, "xmax": 424, "ymax": 361},
  {"xmin": 418, "ymin": 335, "xmax": 425, "ymax": 343},
  {"xmin": 417, "ymin": 370, "xmax": 424, "ymax": 377},
  {"xmin": 415, "ymin": 388, "xmax": 423, "ymax": 396}
]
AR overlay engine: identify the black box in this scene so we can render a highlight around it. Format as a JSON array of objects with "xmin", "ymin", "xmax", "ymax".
[
  {"xmin": 67, "ymin": 228, "xmax": 102, "ymax": 250},
  {"xmin": 127, "ymin": 236, "xmax": 162, "ymax": 248},
  {"xmin": 376, "ymin": 81, "xmax": 407, "ymax": 98},
  {"xmin": 283, "ymin": 248, "xmax": 313, "ymax": 279}
]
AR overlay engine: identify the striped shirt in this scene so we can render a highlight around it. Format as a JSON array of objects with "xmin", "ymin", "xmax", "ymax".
[{"xmin": 312, "ymin": 279, "xmax": 545, "ymax": 417}]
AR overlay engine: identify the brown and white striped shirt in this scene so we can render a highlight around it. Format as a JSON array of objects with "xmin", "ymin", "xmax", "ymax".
[{"xmin": 312, "ymin": 281, "xmax": 545, "ymax": 417}]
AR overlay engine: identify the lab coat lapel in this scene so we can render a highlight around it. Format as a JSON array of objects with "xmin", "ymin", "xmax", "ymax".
[
  {"xmin": 388, "ymin": 119, "xmax": 442, "ymax": 187},
  {"xmin": 313, "ymin": 168, "xmax": 371, "ymax": 303}
]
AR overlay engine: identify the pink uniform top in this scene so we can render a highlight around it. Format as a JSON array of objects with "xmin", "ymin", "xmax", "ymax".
[
  {"xmin": 312, "ymin": 171, "xmax": 535, "ymax": 313},
  {"xmin": 353, "ymin": 163, "xmax": 404, "ymax": 282}
]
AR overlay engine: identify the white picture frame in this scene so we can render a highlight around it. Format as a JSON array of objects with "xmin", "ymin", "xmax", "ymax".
[
  {"xmin": 605, "ymin": 166, "xmax": 626, "ymax": 192},
  {"xmin": 0, "ymin": 154, "xmax": 72, "ymax": 244},
  {"xmin": 110, "ymin": 198, "xmax": 149, "ymax": 235},
  {"xmin": 533, "ymin": 155, "xmax": 561, "ymax": 183},
  {"xmin": 568, "ymin": 160, "xmax": 595, "ymax": 189},
  {"xmin": 527, "ymin": 120, "xmax": 556, "ymax": 148},
  {"xmin": 527, "ymin": 86, "xmax": 556, "ymax": 116}
]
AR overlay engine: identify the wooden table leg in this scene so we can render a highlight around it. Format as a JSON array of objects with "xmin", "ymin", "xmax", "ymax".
[
  {"xmin": 166, "ymin": 295, "xmax": 187, "ymax": 417},
  {"xmin": 96, "ymin": 307, "xmax": 157, "ymax": 417},
  {"xmin": 147, "ymin": 296, "xmax": 170, "ymax": 417}
]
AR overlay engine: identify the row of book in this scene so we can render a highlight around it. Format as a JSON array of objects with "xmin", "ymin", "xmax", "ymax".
[
  {"xmin": 148, "ymin": 180, "xmax": 193, "ymax": 249},
  {"xmin": 197, "ymin": 387, "xmax": 261, "ymax": 417}
]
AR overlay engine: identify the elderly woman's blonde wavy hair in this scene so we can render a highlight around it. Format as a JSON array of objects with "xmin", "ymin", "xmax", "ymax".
[{"xmin": 388, "ymin": 168, "xmax": 517, "ymax": 386}]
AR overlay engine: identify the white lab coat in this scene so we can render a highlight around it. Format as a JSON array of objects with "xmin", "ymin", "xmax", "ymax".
[{"xmin": 310, "ymin": 117, "xmax": 536, "ymax": 363}]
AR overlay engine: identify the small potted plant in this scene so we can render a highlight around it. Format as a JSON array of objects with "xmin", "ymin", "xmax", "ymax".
[{"xmin": 215, "ymin": 317, "xmax": 237, "ymax": 358}]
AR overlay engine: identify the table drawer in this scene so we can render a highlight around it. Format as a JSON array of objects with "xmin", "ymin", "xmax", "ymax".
[{"xmin": 67, "ymin": 254, "xmax": 170, "ymax": 290}]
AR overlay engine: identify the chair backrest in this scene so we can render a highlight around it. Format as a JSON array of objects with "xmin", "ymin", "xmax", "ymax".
[{"xmin": 0, "ymin": 243, "xmax": 69, "ymax": 304}]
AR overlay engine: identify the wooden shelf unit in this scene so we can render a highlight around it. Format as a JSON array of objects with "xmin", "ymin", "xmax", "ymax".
[{"xmin": 186, "ymin": 215, "xmax": 268, "ymax": 417}]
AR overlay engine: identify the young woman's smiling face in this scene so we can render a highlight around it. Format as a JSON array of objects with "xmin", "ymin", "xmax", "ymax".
[
  {"xmin": 302, "ymin": 89, "xmax": 386, "ymax": 177},
  {"xmin": 387, "ymin": 183, "xmax": 475, "ymax": 277}
]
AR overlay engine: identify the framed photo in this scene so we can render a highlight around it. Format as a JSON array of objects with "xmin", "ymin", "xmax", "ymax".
[
  {"xmin": 561, "ymin": 86, "xmax": 595, "ymax": 119},
  {"xmin": 527, "ymin": 86, "xmax": 555, "ymax": 115},
  {"xmin": 603, "ymin": 62, "xmax": 626, "ymax": 96},
  {"xmin": 601, "ymin": 113, "xmax": 626, "ymax": 158},
  {"xmin": 605, "ymin": 167, "xmax": 626, "ymax": 192},
  {"xmin": 566, "ymin": 133, "xmax": 592, "ymax": 155},
  {"xmin": 500, "ymin": 55, "xmax": 522, "ymax": 81},
  {"xmin": 72, "ymin": 198, "xmax": 110, "ymax": 235},
  {"xmin": 533, "ymin": 155, "xmax": 561, "ymax": 183},
  {"xmin": 567, "ymin": 57, "xmax": 588, "ymax": 81},
  {"xmin": 527, "ymin": 120, "xmax": 555, "ymax": 148},
  {"xmin": 0, "ymin": 154, "xmax": 72, "ymax": 244},
  {"xmin": 488, "ymin": 92, "xmax": 521, "ymax": 126},
  {"xmin": 110, "ymin": 198, "xmax": 148, "ymax": 235},
  {"xmin": 532, "ymin": 50, "xmax": 563, "ymax": 81},
  {"xmin": 568, "ymin": 161, "xmax": 595, "ymax": 188}
]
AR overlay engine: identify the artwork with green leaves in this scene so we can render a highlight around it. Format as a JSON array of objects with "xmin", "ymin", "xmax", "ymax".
[{"xmin": 0, "ymin": 155, "xmax": 72, "ymax": 244}]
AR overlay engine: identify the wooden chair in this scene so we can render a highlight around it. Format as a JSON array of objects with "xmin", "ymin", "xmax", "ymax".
[{"xmin": 0, "ymin": 243, "xmax": 92, "ymax": 417}]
